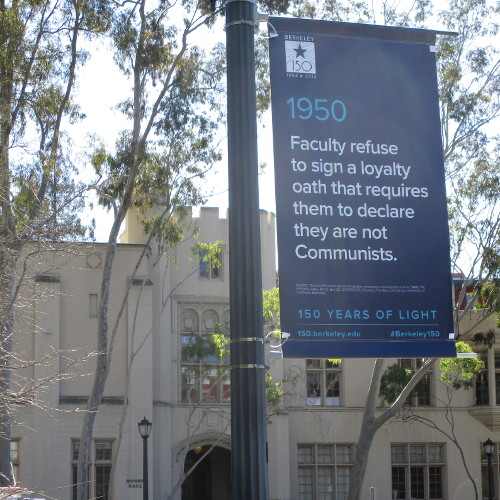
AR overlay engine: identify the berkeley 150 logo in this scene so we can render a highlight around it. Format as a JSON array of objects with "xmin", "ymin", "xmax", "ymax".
[{"xmin": 285, "ymin": 40, "xmax": 316, "ymax": 75}]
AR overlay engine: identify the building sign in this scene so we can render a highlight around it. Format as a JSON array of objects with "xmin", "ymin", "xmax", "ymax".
[
  {"xmin": 269, "ymin": 17, "xmax": 456, "ymax": 358},
  {"xmin": 126, "ymin": 478, "xmax": 143, "ymax": 488}
]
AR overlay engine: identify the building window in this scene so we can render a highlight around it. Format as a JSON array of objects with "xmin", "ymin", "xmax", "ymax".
[
  {"xmin": 298, "ymin": 443, "xmax": 353, "ymax": 500},
  {"xmin": 180, "ymin": 306, "xmax": 230, "ymax": 404},
  {"xmin": 391, "ymin": 443, "xmax": 445, "ymax": 500},
  {"xmin": 306, "ymin": 359, "xmax": 341, "ymax": 406},
  {"xmin": 72, "ymin": 440, "xmax": 82, "ymax": 499},
  {"xmin": 95, "ymin": 441, "xmax": 112, "ymax": 500},
  {"xmin": 72, "ymin": 439, "xmax": 113, "ymax": 500},
  {"xmin": 180, "ymin": 336, "xmax": 230, "ymax": 403},
  {"xmin": 10, "ymin": 439, "xmax": 19, "ymax": 482},
  {"xmin": 199, "ymin": 248, "xmax": 223, "ymax": 279},
  {"xmin": 494, "ymin": 352, "xmax": 500, "ymax": 405},
  {"xmin": 476, "ymin": 353, "xmax": 489, "ymax": 405},
  {"xmin": 398, "ymin": 359, "xmax": 432, "ymax": 406},
  {"xmin": 474, "ymin": 351, "xmax": 500, "ymax": 406},
  {"xmin": 481, "ymin": 441, "xmax": 499, "ymax": 499}
]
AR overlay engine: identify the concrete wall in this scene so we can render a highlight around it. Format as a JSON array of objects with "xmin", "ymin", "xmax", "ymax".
[{"xmin": 9, "ymin": 209, "xmax": 500, "ymax": 500}]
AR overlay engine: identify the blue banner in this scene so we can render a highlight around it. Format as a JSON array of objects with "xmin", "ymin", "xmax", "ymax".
[{"xmin": 269, "ymin": 18, "xmax": 456, "ymax": 358}]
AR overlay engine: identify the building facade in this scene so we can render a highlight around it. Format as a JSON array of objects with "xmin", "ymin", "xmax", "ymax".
[{"xmin": 8, "ymin": 207, "xmax": 500, "ymax": 500}]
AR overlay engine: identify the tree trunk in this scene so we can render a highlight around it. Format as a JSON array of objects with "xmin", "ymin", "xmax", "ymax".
[
  {"xmin": 347, "ymin": 359, "xmax": 385, "ymax": 500},
  {"xmin": 348, "ymin": 420, "xmax": 378, "ymax": 500},
  {"xmin": 76, "ymin": 237, "xmax": 117, "ymax": 500},
  {"xmin": 348, "ymin": 358, "xmax": 436, "ymax": 500}
]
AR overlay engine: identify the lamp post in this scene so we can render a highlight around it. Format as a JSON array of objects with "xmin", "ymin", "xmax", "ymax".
[
  {"xmin": 483, "ymin": 438, "xmax": 495, "ymax": 500},
  {"xmin": 138, "ymin": 417, "xmax": 152, "ymax": 500}
]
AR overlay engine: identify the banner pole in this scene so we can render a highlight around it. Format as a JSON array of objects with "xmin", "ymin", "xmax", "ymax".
[{"xmin": 226, "ymin": 1, "xmax": 269, "ymax": 499}]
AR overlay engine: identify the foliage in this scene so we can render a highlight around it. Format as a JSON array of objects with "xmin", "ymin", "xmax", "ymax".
[
  {"xmin": 379, "ymin": 362, "xmax": 430, "ymax": 406},
  {"xmin": 210, "ymin": 0, "xmax": 293, "ymax": 16},
  {"xmin": 180, "ymin": 318, "xmax": 288, "ymax": 417},
  {"xmin": 91, "ymin": 5, "xmax": 225, "ymax": 243},
  {"xmin": 291, "ymin": 0, "xmax": 372, "ymax": 24},
  {"xmin": 0, "ymin": 0, "xmax": 112, "ymax": 244},
  {"xmin": 0, "ymin": 0, "xmax": 112, "ymax": 483},
  {"xmin": 192, "ymin": 240, "xmax": 224, "ymax": 271},
  {"xmin": 287, "ymin": 0, "xmax": 432, "ymax": 25},
  {"xmin": 380, "ymin": 343, "xmax": 481, "ymax": 405},
  {"xmin": 265, "ymin": 372, "xmax": 285, "ymax": 415},
  {"xmin": 437, "ymin": 0, "xmax": 500, "ymax": 329},
  {"xmin": 263, "ymin": 287, "xmax": 280, "ymax": 330},
  {"xmin": 76, "ymin": 2, "xmax": 231, "ymax": 497},
  {"xmin": 181, "ymin": 323, "xmax": 229, "ymax": 366},
  {"xmin": 440, "ymin": 341, "xmax": 482, "ymax": 389},
  {"xmin": 181, "ymin": 333, "xmax": 227, "ymax": 367}
]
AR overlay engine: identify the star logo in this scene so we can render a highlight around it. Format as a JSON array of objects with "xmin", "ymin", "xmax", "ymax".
[
  {"xmin": 285, "ymin": 40, "xmax": 316, "ymax": 75},
  {"xmin": 294, "ymin": 44, "xmax": 307, "ymax": 58}
]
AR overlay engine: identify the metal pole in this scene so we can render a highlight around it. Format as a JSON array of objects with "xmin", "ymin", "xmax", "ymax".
[
  {"xmin": 226, "ymin": 1, "xmax": 269, "ymax": 499},
  {"xmin": 488, "ymin": 453, "xmax": 494, "ymax": 500},
  {"xmin": 143, "ymin": 436, "xmax": 149, "ymax": 500}
]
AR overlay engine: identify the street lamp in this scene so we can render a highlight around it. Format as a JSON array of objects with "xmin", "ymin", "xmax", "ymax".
[
  {"xmin": 138, "ymin": 417, "xmax": 152, "ymax": 500},
  {"xmin": 483, "ymin": 438, "xmax": 495, "ymax": 500}
]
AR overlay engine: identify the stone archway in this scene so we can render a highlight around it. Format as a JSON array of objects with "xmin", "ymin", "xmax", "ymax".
[{"xmin": 182, "ymin": 445, "xmax": 231, "ymax": 500}]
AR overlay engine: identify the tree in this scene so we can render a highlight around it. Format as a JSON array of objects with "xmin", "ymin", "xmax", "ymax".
[
  {"xmin": 74, "ymin": 0, "xmax": 227, "ymax": 493},
  {"xmin": 441, "ymin": 0, "xmax": 500, "ymax": 331},
  {"xmin": 345, "ymin": 0, "xmax": 499, "ymax": 489},
  {"xmin": 347, "ymin": 0, "xmax": 499, "ymax": 492},
  {"xmin": 75, "ymin": 1, "xmax": 295, "ymax": 497},
  {"xmin": 379, "ymin": 342, "xmax": 483, "ymax": 499},
  {"xmin": 0, "ymin": 0, "xmax": 110, "ymax": 484},
  {"xmin": 264, "ymin": 1, "xmax": 499, "ymax": 498},
  {"xmin": 0, "ymin": 0, "xmax": 291, "ymax": 492},
  {"xmin": 105, "ymin": 235, "xmax": 225, "ymax": 498}
]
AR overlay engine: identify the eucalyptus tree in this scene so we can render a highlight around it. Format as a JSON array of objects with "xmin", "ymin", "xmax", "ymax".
[
  {"xmin": 74, "ymin": 1, "xmax": 225, "ymax": 495},
  {"xmin": 279, "ymin": 1, "xmax": 499, "ymax": 498},
  {"xmin": 379, "ymin": 342, "xmax": 483, "ymax": 499},
  {"xmin": 0, "ymin": 0, "xmax": 111, "ymax": 484},
  {"xmin": 74, "ymin": 0, "xmax": 300, "ymax": 496},
  {"xmin": 379, "ymin": 0, "xmax": 499, "ymax": 471},
  {"xmin": 440, "ymin": 0, "xmax": 500, "ymax": 310}
]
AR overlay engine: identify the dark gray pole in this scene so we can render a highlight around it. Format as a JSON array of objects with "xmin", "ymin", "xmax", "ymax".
[
  {"xmin": 484, "ymin": 438, "xmax": 495, "ymax": 500},
  {"xmin": 487, "ymin": 452, "xmax": 494, "ymax": 500},
  {"xmin": 226, "ymin": 1, "xmax": 269, "ymax": 499},
  {"xmin": 142, "ymin": 436, "xmax": 149, "ymax": 500}
]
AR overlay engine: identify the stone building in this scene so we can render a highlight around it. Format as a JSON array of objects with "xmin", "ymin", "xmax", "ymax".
[{"xmin": 8, "ymin": 206, "xmax": 500, "ymax": 500}]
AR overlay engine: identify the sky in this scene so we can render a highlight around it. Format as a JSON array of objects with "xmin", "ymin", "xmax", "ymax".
[
  {"xmin": 76, "ymin": 14, "xmax": 273, "ymax": 241},
  {"xmin": 74, "ymin": 0, "xmax": 454, "ymax": 242}
]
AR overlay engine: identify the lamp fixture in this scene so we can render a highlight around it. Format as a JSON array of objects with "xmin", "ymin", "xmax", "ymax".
[{"xmin": 138, "ymin": 417, "xmax": 152, "ymax": 440}]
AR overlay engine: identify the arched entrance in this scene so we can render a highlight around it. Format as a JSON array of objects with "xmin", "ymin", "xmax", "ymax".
[{"xmin": 182, "ymin": 445, "xmax": 231, "ymax": 500}]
